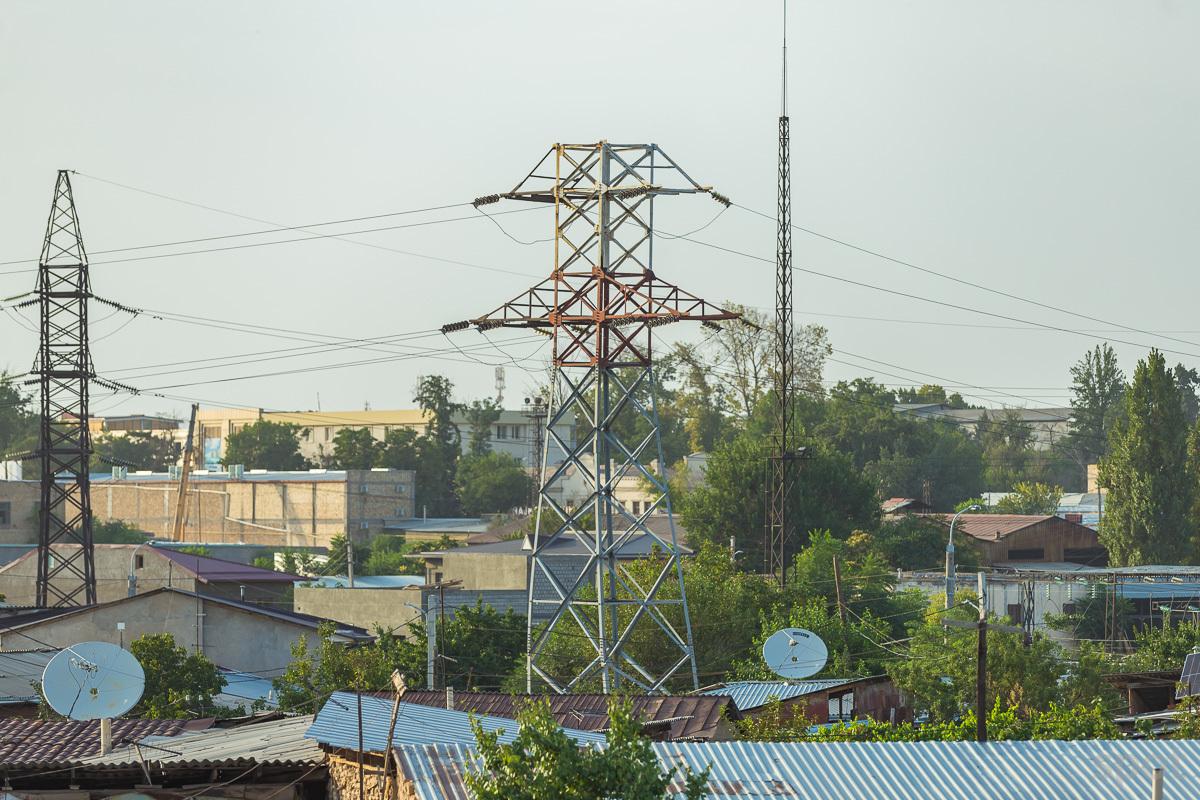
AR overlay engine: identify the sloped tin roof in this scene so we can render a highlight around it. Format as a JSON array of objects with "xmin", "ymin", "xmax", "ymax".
[{"xmin": 0, "ymin": 718, "xmax": 213, "ymax": 766}]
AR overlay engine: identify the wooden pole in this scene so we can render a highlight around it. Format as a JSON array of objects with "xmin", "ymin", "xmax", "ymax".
[
  {"xmin": 171, "ymin": 404, "xmax": 199, "ymax": 541},
  {"xmin": 381, "ymin": 671, "xmax": 407, "ymax": 800},
  {"xmin": 977, "ymin": 572, "xmax": 987, "ymax": 742},
  {"xmin": 356, "ymin": 684, "xmax": 365, "ymax": 800}
]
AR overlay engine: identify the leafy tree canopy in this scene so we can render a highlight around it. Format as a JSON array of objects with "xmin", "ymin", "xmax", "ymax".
[
  {"xmin": 456, "ymin": 451, "xmax": 533, "ymax": 515},
  {"xmin": 130, "ymin": 633, "xmax": 227, "ymax": 718},
  {"xmin": 93, "ymin": 431, "xmax": 180, "ymax": 472},
  {"xmin": 466, "ymin": 698, "xmax": 709, "ymax": 800},
  {"xmin": 993, "ymin": 481, "xmax": 1063, "ymax": 515},
  {"xmin": 222, "ymin": 420, "xmax": 309, "ymax": 470}
]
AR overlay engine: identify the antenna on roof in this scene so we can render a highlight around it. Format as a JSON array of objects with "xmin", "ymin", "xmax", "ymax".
[
  {"xmin": 42, "ymin": 641, "xmax": 145, "ymax": 755},
  {"xmin": 762, "ymin": 627, "xmax": 827, "ymax": 680}
]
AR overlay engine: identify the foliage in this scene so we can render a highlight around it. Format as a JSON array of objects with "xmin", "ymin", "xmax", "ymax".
[
  {"xmin": 274, "ymin": 622, "xmax": 423, "ymax": 712},
  {"xmin": 886, "ymin": 596, "xmax": 1118, "ymax": 722},
  {"xmin": 175, "ymin": 545, "xmax": 212, "ymax": 556},
  {"xmin": 92, "ymin": 519, "xmax": 150, "ymax": 544},
  {"xmin": 859, "ymin": 515, "xmax": 979, "ymax": 572},
  {"xmin": 222, "ymin": 420, "xmax": 309, "ymax": 470},
  {"xmin": 806, "ymin": 378, "xmax": 983, "ymax": 510},
  {"xmin": 93, "ymin": 431, "xmax": 181, "ymax": 472},
  {"xmin": 327, "ymin": 426, "xmax": 380, "ymax": 469},
  {"xmin": 436, "ymin": 600, "xmax": 526, "ymax": 690},
  {"xmin": 671, "ymin": 304, "xmax": 829, "ymax": 423},
  {"xmin": 1099, "ymin": 349, "xmax": 1196, "ymax": 565},
  {"xmin": 738, "ymin": 697, "xmax": 1118, "ymax": 742},
  {"xmin": 679, "ymin": 424, "xmax": 878, "ymax": 570},
  {"xmin": 894, "ymin": 384, "xmax": 977, "ymax": 410},
  {"xmin": 326, "ymin": 534, "xmax": 426, "ymax": 577},
  {"xmin": 129, "ymin": 633, "xmax": 227, "ymax": 719},
  {"xmin": 456, "ymin": 451, "xmax": 534, "ymax": 514},
  {"xmin": 466, "ymin": 698, "xmax": 709, "ymax": 800},
  {"xmin": 414, "ymin": 375, "xmax": 464, "ymax": 516},
  {"xmin": 1044, "ymin": 586, "xmax": 1134, "ymax": 643},
  {"xmin": 993, "ymin": 481, "xmax": 1063, "ymax": 515},
  {"xmin": 0, "ymin": 372, "xmax": 37, "ymax": 470},
  {"xmin": 977, "ymin": 409, "xmax": 1040, "ymax": 492},
  {"xmin": 463, "ymin": 398, "xmax": 503, "ymax": 457},
  {"xmin": 1118, "ymin": 619, "xmax": 1200, "ymax": 672},
  {"xmin": 1061, "ymin": 343, "xmax": 1126, "ymax": 468}
]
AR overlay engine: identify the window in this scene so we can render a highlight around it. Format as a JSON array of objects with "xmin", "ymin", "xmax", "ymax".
[
  {"xmin": 631, "ymin": 501, "xmax": 640, "ymax": 515},
  {"xmin": 1006, "ymin": 548, "xmax": 1045, "ymax": 561},
  {"xmin": 395, "ymin": 484, "xmax": 407, "ymax": 494},
  {"xmin": 496, "ymin": 425, "xmax": 508, "ymax": 440},
  {"xmin": 135, "ymin": 554, "xmax": 144, "ymax": 569},
  {"xmin": 434, "ymin": 571, "xmax": 444, "ymax": 584},
  {"xmin": 510, "ymin": 425, "xmax": 521, "ymax": 440},
  {"xmin": 324, "ymin": 427, "xmax": 332, "ymax": 441},
  {"xmin": 0, "ymin": 502, "xmax": 10, "ymax": 527},
  {"xmin": 1007, "ymin": 604, "xmax": 1024, "ymax": 625},
  {"xmin": 1064, "ymin": 547, "xmax": 1108, "ymax": 567}
]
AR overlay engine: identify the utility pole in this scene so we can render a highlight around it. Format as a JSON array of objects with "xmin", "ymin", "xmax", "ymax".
[
  {"xmin": 33, "ymin": 171, "xmax": 97, "ymax": 607},
  {"xmin": 171, "ymin": 404, "xmax": 199, "ymax": 542},
  {"xmin": 832, "ymin": 556, "xmax": 848, "ymax": 625},
  {"xmin": 346, "ymin": 536, "xmax": 355, "ymax": 588},
  {"xmin": 443, "ymin": 142, "xmax": 737, "ymax": 694},
  {"xmin": 976, "ymin": 572, "xmax": 987, "ymax": 742},
  {"xmin": 522, "ymin": 393, "xmax": 548, "ymax": 511},
  {"xmin": 766, "ymin": 0, "xmax": 795, "ymax": 590}
]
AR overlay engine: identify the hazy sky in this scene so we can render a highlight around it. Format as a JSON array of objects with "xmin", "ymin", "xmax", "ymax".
[{"xmin": 2, "ymin": 1, "xmax": 1197, "ymax": 419}]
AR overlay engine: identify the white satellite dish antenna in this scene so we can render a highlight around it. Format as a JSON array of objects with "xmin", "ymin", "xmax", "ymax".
[
  {"xmin": 762, "ymin": 627, "xmax": 828, "ymax": 680},
  {"xmin": 41, "ymin": 641, "xmax": 145, "ymax": 720}
]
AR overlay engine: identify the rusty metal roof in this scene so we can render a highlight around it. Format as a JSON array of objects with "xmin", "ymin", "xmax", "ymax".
[
  {"xmin": 931, "ymin": 514, "xmax": 1068, "ymax": 541},
  {"xmin": 394, "ymin": 690, "xmax": 733, "ymax": 740},
  {"xmin": 0, "ymin": 718, "xmax": 214, "ymax": 767}
]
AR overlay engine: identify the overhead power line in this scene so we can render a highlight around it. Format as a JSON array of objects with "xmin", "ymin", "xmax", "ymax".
[{"xmin": 732, "ymin": 203, "xmax": 1200, "ymax": 351}]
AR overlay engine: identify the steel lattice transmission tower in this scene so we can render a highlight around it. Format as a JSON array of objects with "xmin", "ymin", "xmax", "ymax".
[
  {"xmin": 766, "ymin": 4, "xmax": 795, "ymax": 589},
  {"xmin": 444, "ymin": 142, "xmax": 738, "ymax": 693},
  {"xmin": 34, "ymin": 171, "xmax": 97, "ymax": 607}
]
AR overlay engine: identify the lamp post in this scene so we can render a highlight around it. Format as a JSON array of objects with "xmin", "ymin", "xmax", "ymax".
[
  {"xmin": 946, "ymin": 505, "xmax": 981, "ymax": 609},
  {"xmin": 127, "ymin": 540, "xmax": 158, "ymax": 597}
]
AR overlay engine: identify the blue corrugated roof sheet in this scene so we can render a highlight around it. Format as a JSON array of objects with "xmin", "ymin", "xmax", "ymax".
[
  {"xmin": 701, "ymin": 679, "xmax": 854, "ymax": 711},
  {"xmin": 306, "ymin": 691, "xmax": 606, "ymax": 750},
  {"xmin": 394, "ymin": 739, "xmax": 1200, "ymax": 800}
]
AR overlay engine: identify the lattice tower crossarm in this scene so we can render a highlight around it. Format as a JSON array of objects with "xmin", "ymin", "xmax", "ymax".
[
  {"xmin": 33, "ymin": 170, "xmax": 97, "ymax": 607},
  {"xmin": 445, "ymin": 142, "xmax": 739, "ymax": 694}
]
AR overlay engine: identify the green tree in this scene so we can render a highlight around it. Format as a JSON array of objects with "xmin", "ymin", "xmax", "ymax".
[
  {"xmin": 466, "ymin": 698, "xmax": 709, "ymax": 800},
  {"xmin": 895, "ymin": 384, "xmax": 976, "ymax": 410},
  {"xmin": 887, "ymin": 597, "xmax": 1116, "ymax": 721},
  {"xmin": 808, "ymin": 379, "xmax": 984, "ymax": 510},
  {"xmin": 129, "ymin": 633, "xmax": 226, "ymax": 719},
  {"xmin": 1119, "ymin": 619, "xmax": 1200, "ymax": 672},
  {"xmin": 456, "ymin": 452, "xmax": 534, "ymax": 514},
  {"xmin": 438, "ymin": 600, "xmax": 526, "ymax": 690},
  {"xmin": 1061, "ymin": 343, "xmax": 1126, "ymax": 468},
  {"xmin": 679, "ymin": 426, "xmax": 878, "ymax": 570},
  {"xmin": 414, "ymin": 375, "xmax": 463, "ymax": 516},
  {"xmin": 377, "ymin": 426, "xmax": 420, "ymax": 470},
  {"xmin": 863, "ymin": 515, "xmax": 979, "ymax": 571},
  {"xmin": 463, "ymin": 398, "xmax": 503, "ymax": 457},
  {"xmin": 222, "ymin": 420, "xmax": 309, "ymax": 470},
  {"xmin": 93, "ymin": 431, "xmax": 180, "ymax": 472},
  {"xmin": 1099, "ymin": 349, "xmax": 1195, "ymax": 565},
  {"xmin": 93, "ymin": 519, "xmax": 150, "ymax": 543},
  {"xmin": 993, "ymin": 481, "xmax": 1063, "ymax": 515},
  {"xmin": 273, "ymin": 622, "xmax": 423, "ymax": 712},
  {"xmin": 0, "ymin": 372, "xmax": 37, "ymax": 471},
  {"xmin": 328, "ymin": 427, "xmax": 381, "ymax": 469},
  {"xmin": 978, "ymin": 409, "xmax": 1038, "ymax": 491}
]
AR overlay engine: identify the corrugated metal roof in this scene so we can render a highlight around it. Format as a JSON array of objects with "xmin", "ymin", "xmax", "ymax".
[
  {"xmin": 931, "ymin": 513, "xmax": 1067, "ymax": 541},
  {"xmin": 394, "ymin": 739, "xmax": 1200, "ymax": 800},
  {"xmin": 157, "ymin": 548, "xmax": 301, "ymax": 583},
  {"xmin": 395, "ymin": 690, "xmax": 732, "ymax": 740},
  {"xmin": 0, "ymin": 649, "xmax": 53, "ymax": 704},
  {"xmin": 301, "ymin": 575, "xmax": 425, "ymax": 589},
  {"xmin": 216, "ymin": 669, "xmax": 279, "ymax": 709},
  {"xmin": 75, "ymin": 715, "xmax": 321, "ymax": 768},
  {"xmin": 0, "ymin": 718, "xmax": 214, "ymax": 767},
  {"xmin": 307, "ymin": 691, "xmax": 606, "ymax": 751},
  {"xmin": 701, "ymin": 680, "xmax": 855, "ymax": 712}
]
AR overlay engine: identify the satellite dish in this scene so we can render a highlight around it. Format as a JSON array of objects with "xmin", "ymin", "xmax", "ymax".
[
  {"xmin": 762, "ymin": 627, "xmax": 828, "ymax": 680},
  {"xmin": 41, "ymin": 641, "xmax": 145, "ymax": 720}
]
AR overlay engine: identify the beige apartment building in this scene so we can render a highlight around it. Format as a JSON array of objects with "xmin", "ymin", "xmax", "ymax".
[{"xmin": 0, "ymin": 467, "xmax": 415, "ymax": 549}]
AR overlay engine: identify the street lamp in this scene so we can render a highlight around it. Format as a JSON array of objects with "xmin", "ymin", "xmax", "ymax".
[{"xmin": 946, "ymin": 505, "xmax": 981, "ymax": 609}]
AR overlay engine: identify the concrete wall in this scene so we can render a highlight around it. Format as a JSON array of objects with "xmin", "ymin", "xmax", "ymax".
[
  {"xmin": 294, "ymin": 585, "xmax": 425, "ymax": 635},
  {"xmin": 0, "ymin": 544, "xmax": 200, "ymax": 606},
  {"xmin": 0, "ymin": 591, "xmax": 319, "ymax": 675},
  {"xmin": 425, "ymin": 551, "xmax": 527, "ymax": 590},
  {"xmin": 0, "ymin": 481, "xmax": 39, "ymax": 545},
  {"xmin": 90, "ymin": 469, "xmax": 414, "ymax": 548}
]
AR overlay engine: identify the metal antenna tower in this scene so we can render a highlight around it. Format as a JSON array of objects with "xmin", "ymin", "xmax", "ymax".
[
  {"xmin": 766, "ymin": 2, "xmax": 795, "ymax": 589},
  {"xmin": 34, "ymin": 171, "xmax": 97, "ymax": 607},
  {"xmin": 445, "ymin": 142, "xmax": 738, "ymax": 693}
]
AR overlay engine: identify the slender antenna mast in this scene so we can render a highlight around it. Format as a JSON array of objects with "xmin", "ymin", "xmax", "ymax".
[{"xmin": 767, "ymin": 0, "xmax": 795, "ymax": 588}]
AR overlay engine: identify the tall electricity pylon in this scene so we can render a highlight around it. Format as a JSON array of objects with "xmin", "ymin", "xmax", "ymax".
[
  {"xmin": 766, "ymin": 3, "xmax": 795, "ymax": 589},
  {"xmin": 33, "ymin": 171, "xmax": 97, "ymax": 607},
  {"xmin": 444, "ymin": 142, "xmax": 738, "ymax": 693}
]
